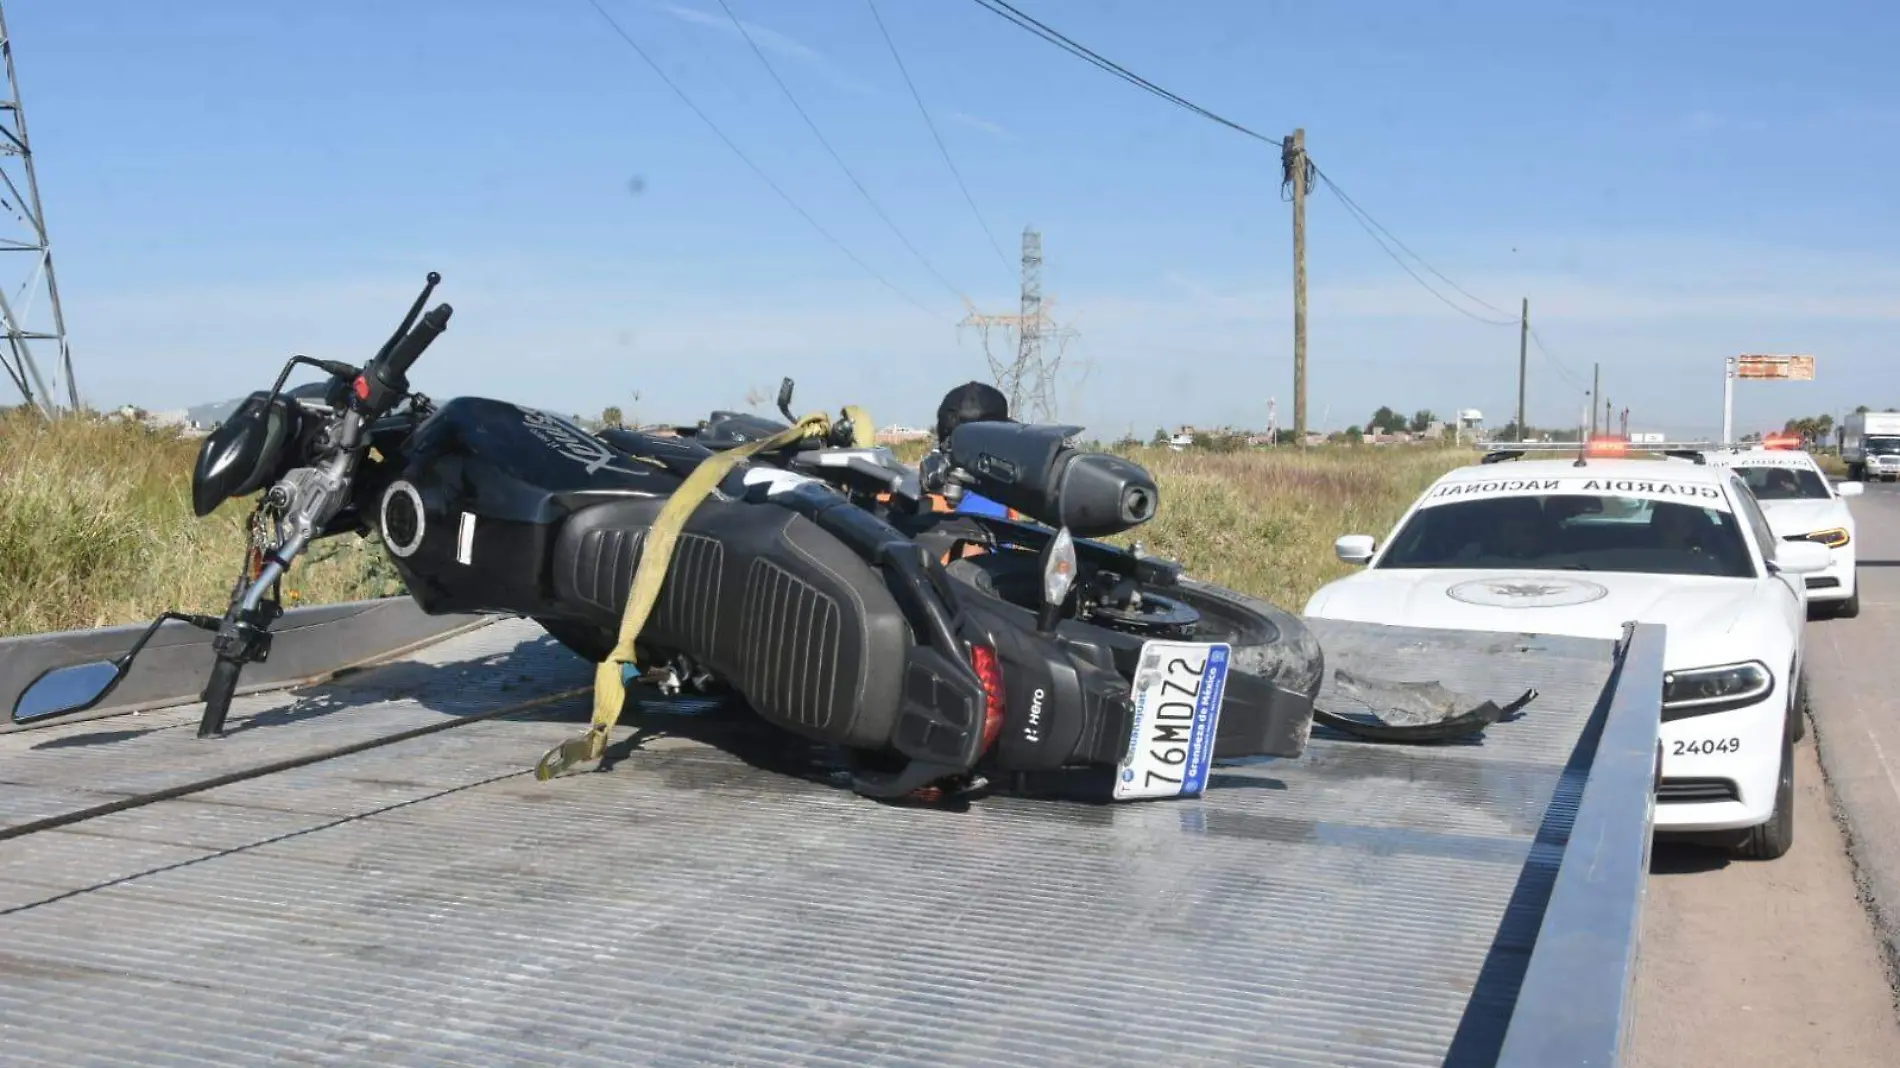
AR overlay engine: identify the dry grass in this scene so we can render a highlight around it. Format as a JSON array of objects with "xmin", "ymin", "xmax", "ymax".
[
  {"xmin": 0, "ymin": 408, "xmax": 393, "ymax": 637},
  {"xmin": 1097, "ymin": 445, "xmax": 1472, "ymax": 608},
  {"xmin": 903, "ymin": 436, "xmax": 1469, "ymax": 607},
  {"xmin": 1, "ymin": 408, "xmax": 1472, "ymax": 636}
]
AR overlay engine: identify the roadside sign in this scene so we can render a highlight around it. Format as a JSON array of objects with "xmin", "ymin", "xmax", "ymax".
[{"xmin": 1736, "ymin": 354, "xmax": 1816, "ymax": 381}]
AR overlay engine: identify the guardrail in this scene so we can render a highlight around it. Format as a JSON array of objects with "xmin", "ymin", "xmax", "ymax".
[
  {"xmin": 1494, "ymin": 620, "xmax": 1666, "ymax": 1067},
  {"xmin": 1, "ymin": 598, "xmax": 490, "ymax": 733}
]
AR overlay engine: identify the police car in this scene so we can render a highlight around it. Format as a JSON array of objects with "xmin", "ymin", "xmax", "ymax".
[
  {"xmin": 1305, "ymin": 440, "xmax": 1832, "ymax": 859},
  {"xmin": 1701, "ymin": 434, "xmax": 1863, "ymax": 618}
]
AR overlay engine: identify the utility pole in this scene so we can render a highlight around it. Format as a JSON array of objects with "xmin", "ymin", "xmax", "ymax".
[
  {"xmin": 1284, "ymin": 129, "xmax": 1308, "ymax": 444},
  {"xmin": 0, "ymin": 3, "xmax": 75, "ymax": 416},
  {"xmin": 1590, "ymin": 363, "xmax": 1601, "ymax": 437},
  {"xmin": 1721, "ymin": 356, "xmax": 1736, "ymax": 444},
  {"xmin": 1516, "ymin": 298, "xmax": 1529, "ymax": 442}
]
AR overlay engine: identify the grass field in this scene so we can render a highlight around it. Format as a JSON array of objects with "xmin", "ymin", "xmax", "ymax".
[
  {"xmin": 0, "ymin": 408, "xmax": 1470, "ymax": 637},
  {"xmin": 0, "ymin": 408, "xmax": 400, "ymax": 637}
]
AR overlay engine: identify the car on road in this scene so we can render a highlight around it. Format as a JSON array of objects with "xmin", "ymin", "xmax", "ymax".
[
  {"xmin": 1701, "ymin": 438, "xmax": 1863, "ymax": 619},
  {"xmin": 1305, "ymin": 442, "xmax": 1833, "ymax": 859}
]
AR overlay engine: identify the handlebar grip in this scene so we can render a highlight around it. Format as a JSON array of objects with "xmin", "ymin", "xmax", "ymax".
[{"xmin": 379, "ymin": 303, "xmax": 453, "ymax": 383}]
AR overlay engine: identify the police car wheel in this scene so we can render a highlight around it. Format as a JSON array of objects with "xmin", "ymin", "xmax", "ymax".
[
  {"xmin": 1739, "ymin": 722, "xmax": 1796, "ymax": 861},
  {"xmin": 1834, "ymin": 584, "xmax": 1861, "ymax": 619}
]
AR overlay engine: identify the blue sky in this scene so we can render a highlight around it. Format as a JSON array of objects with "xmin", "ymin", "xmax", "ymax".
[{"xmin": 7, "ymin": 0, "xmax": 1897, "ymax": 438}]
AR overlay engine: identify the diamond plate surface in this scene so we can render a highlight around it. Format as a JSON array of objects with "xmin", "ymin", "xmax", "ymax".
[
  {"xmin": 0, "ymin": 618, "xmax": 1622, "ymax": 1068},
  {"xmin": 0, "ymin": 619, "xmax": 592, "ymax": 833}
]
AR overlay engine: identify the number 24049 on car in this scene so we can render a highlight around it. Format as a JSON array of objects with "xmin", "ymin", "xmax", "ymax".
[{"xmin": 1113, "ymin": 641, "xmax": 1232, "ymax": 802}]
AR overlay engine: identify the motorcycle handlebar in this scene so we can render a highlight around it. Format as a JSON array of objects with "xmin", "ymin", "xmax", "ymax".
[{"xmin": 379, "ymin": 303, "xmax": 453, "ymax": 384}]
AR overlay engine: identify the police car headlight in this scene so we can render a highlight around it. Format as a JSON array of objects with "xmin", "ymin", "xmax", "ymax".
[
  {"xmin": 1662, "ymin": 660, "xmax": 1773, "ymax": 719},
  {"xmin": 1803, "ymin": 527, "xmax": 1850, "ymax": 548}
]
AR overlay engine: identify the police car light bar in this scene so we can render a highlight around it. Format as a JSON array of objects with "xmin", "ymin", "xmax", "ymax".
[{"xmin": 1479, "ymin": 437, "xmax": 1726, "ymax": 464}]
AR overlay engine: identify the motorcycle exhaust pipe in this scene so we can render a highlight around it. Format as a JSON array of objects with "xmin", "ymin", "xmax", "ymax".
[{"xmin": 946, "ymin": 421, "xmax": 1159, "ymax": 538}]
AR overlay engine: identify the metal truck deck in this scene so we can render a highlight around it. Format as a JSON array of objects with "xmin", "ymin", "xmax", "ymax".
[{"xmin": 0, "ymin": 615, "xmax": 1662, "ymax": 1068}]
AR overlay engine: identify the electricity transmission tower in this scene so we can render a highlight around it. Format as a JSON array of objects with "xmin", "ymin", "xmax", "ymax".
[
  {"xmin": 959, "ymin": 226, "xmax": 1079, "ymax": 424},
  {"xmin": 0, "ymin": 3, "xmax": 75, "ymax": 416}
]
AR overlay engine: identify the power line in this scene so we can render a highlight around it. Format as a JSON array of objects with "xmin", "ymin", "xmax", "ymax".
[
  {"xmin": 582, "ymin": 0, "xmax": 940, "ymax": 319},
  {"xmin": 1528, "ymin": 325, "xmax": 1588, "ymax": 393},
  {"xmin": 1307, "ymin": 160, "xmax": 1591, "ymax": 404},
  {"xmin": 962, "ymin": 0, "xmax": 1275, "ymax": 144},
  {"xmin": 864, "ymin": 0, "xmax": 1015, "ymax": 277},
  {"xmin": 1311, "ymin": 163, "xmax": 1520, "ymax": 323},
  {"xmin": 714, "ymin": 0, "xmax": 970, "ymax": 303},
  {"xmin": 1314, "ymin": 166, "xmax": 1519, "ymax": 327}
]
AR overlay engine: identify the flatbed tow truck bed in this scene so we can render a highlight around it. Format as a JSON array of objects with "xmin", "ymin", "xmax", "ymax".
[{"xmin": 0, "ymin": 615, "xmax": 1664, "ymax": 1068}]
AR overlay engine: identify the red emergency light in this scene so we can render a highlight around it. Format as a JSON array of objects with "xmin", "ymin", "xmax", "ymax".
[
  {"xmin": 1584, "ymin": 435, "xmax": 1630, "ymax": 457},
  {"xmin": 1760, "ymin": 431, "xmax": 1803, "ymax": 451}
]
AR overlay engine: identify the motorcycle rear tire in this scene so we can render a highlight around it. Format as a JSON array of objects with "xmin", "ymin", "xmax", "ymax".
[{"xmin": 944, "ymin": 552, "xmax": 1295, "ymax": 653}]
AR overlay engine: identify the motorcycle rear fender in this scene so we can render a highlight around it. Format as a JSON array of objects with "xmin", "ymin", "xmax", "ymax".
[{"xmin": 953, "ymin": 600, "xmax": 1134, "ymax": 772}]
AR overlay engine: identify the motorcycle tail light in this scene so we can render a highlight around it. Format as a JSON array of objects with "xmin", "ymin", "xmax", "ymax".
[{"xmin": 969, "ymin": 643, "xmax": 1006, "ymax": 753}]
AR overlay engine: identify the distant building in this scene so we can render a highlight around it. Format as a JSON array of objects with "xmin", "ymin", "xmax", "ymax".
[{"xmin": 875, "ymin": 424, "xmax": 932, "ymax": 445}]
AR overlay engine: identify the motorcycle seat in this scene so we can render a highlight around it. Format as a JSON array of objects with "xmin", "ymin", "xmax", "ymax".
[{"xmin": 548, "ymin": 494, "xmax": 915, "ymax": 751}]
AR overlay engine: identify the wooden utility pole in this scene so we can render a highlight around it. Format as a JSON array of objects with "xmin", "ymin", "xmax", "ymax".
[
  {"xmin": 1590, "ymin": 363, "xmax": 1601, "ymax": 437},
  {"xmin": 1516, "ymin": 298, "xmax": 1529, "ymax": 442},
  {"xmin": 1286, "ymin": 128, "xmax": 1308, "ymax": 444}
]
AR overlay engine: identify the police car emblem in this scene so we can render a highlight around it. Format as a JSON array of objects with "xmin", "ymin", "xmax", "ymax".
[{"xmin": 1447, "ymin": 576, "xmax": 1610, "ymax": 608}]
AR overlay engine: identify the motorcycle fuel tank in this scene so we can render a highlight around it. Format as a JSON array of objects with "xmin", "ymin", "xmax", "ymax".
[{"xmin": 378, "ymin": 397, "xmax": 681, "ymax": 616}]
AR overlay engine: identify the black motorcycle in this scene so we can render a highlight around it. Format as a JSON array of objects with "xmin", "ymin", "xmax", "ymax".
[{"xmin": 12, "ymin": 274, "xmax": 1324, "ymax": 804}]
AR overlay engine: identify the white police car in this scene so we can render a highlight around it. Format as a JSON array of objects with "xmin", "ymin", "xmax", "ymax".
[
  {"xmin": 1305, "ymin": 442, "xmax": 1831, "ymax": 859},
  {"xmin": 1701, "ymin": 437, "xmax": 1863, "ymax": 618}
]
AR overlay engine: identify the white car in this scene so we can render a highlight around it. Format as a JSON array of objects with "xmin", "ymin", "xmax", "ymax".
[
  {"xmin": 1702, "ymin": 444, "xmax": 1862, "ymax": 618},
  {"xmin": 1305, "ymin": 451, "xmax": 1832, "ymax": 860}
]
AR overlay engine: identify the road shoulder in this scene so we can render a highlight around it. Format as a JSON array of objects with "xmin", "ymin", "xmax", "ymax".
[
  {"xmin": 1628, "ymin": 738, "xmax": 1900, "ymax": 1068},
  {"xmin": 1805, "ymin": 607, "xmax": 1900, "ymax": 997}
]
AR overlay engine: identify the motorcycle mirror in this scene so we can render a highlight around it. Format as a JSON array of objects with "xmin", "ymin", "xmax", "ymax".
[
  {"xmin": 13, "ymin": 660, "xmax": 128, "ymax": 723},
  {"xmin": 1036, "ymin": 526, "xmax": 1078, "ymax": 633},
  {"xmin": 777, "ymin": 377, "xmax": 797, "ymax": 422}
]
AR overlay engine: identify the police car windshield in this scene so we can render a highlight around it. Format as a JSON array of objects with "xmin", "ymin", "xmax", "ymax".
[
  {"xmin": 1731, "ymin": 464, "xmax": 1831, "ymax": 501},
  {"xmin": 1377, "ymin": 493, "xmax": 1756, "ymax": 578}
]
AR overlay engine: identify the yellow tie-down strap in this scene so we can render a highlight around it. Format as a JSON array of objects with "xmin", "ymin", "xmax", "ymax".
[{"xmin": 534, "ymin": 408, "xmax": 862, "ymax": 780}]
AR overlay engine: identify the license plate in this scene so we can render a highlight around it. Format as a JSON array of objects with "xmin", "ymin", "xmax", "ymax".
[{"xmin": 1113, "ymin": 640, "xmax": 1231, "ymax": 802}]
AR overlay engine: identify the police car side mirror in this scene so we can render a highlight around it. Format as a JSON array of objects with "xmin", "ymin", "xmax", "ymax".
[
  {"xmin": 1837, "ymin": 481, "xmax": 1865, "ymax": 498},
  {"xmin": 1773, "ymin": 540, "xmax": 1831, "ymax": 576},
  {"xmin": 1335, "ymin": 534, "xmax": 1376, "ymax": 565}
]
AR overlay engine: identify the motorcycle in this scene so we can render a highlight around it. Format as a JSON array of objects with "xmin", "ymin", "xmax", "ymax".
[{"xmin": 11, "ymin": 273, "xmax": 1325, "ymax": 804}]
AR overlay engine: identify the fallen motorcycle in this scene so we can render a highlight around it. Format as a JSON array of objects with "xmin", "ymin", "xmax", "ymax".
[{"xmin": 12, "ymin": 273, "xmax": 1325, "ymax": 804}]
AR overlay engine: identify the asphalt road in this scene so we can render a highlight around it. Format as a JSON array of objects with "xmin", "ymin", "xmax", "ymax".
[{"xmin": 1628, "ymin": 478, "xmax": 1900, "ymax": 1067}]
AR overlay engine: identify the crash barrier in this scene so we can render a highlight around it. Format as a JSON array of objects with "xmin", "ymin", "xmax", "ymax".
[
  {"xmin": 1494, "ymin": 620, "xmax": 1665, "ymax": 1068},
  {"xmin": 0, "ymin": 598, "xmax": 489, "ymax": 734}
]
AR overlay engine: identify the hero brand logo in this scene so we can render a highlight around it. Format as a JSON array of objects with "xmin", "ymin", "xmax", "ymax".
[
  {"xmin": 1024, "ymin": 687, "xmax": 1046, "ymax": 744},
  {"xmin": 516, "ymin": 406, "xmax": 649, "ymax": 477}
]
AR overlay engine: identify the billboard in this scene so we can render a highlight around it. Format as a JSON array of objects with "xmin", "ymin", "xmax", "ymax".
[{"xmin": 1735, "ymin": 354, "xmax": 1816, "ymax": 381}]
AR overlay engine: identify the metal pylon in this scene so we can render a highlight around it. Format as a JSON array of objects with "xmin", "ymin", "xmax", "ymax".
[{"xmin": 0, "ymin": 2, "xmax": 75, "ymax": 415}]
